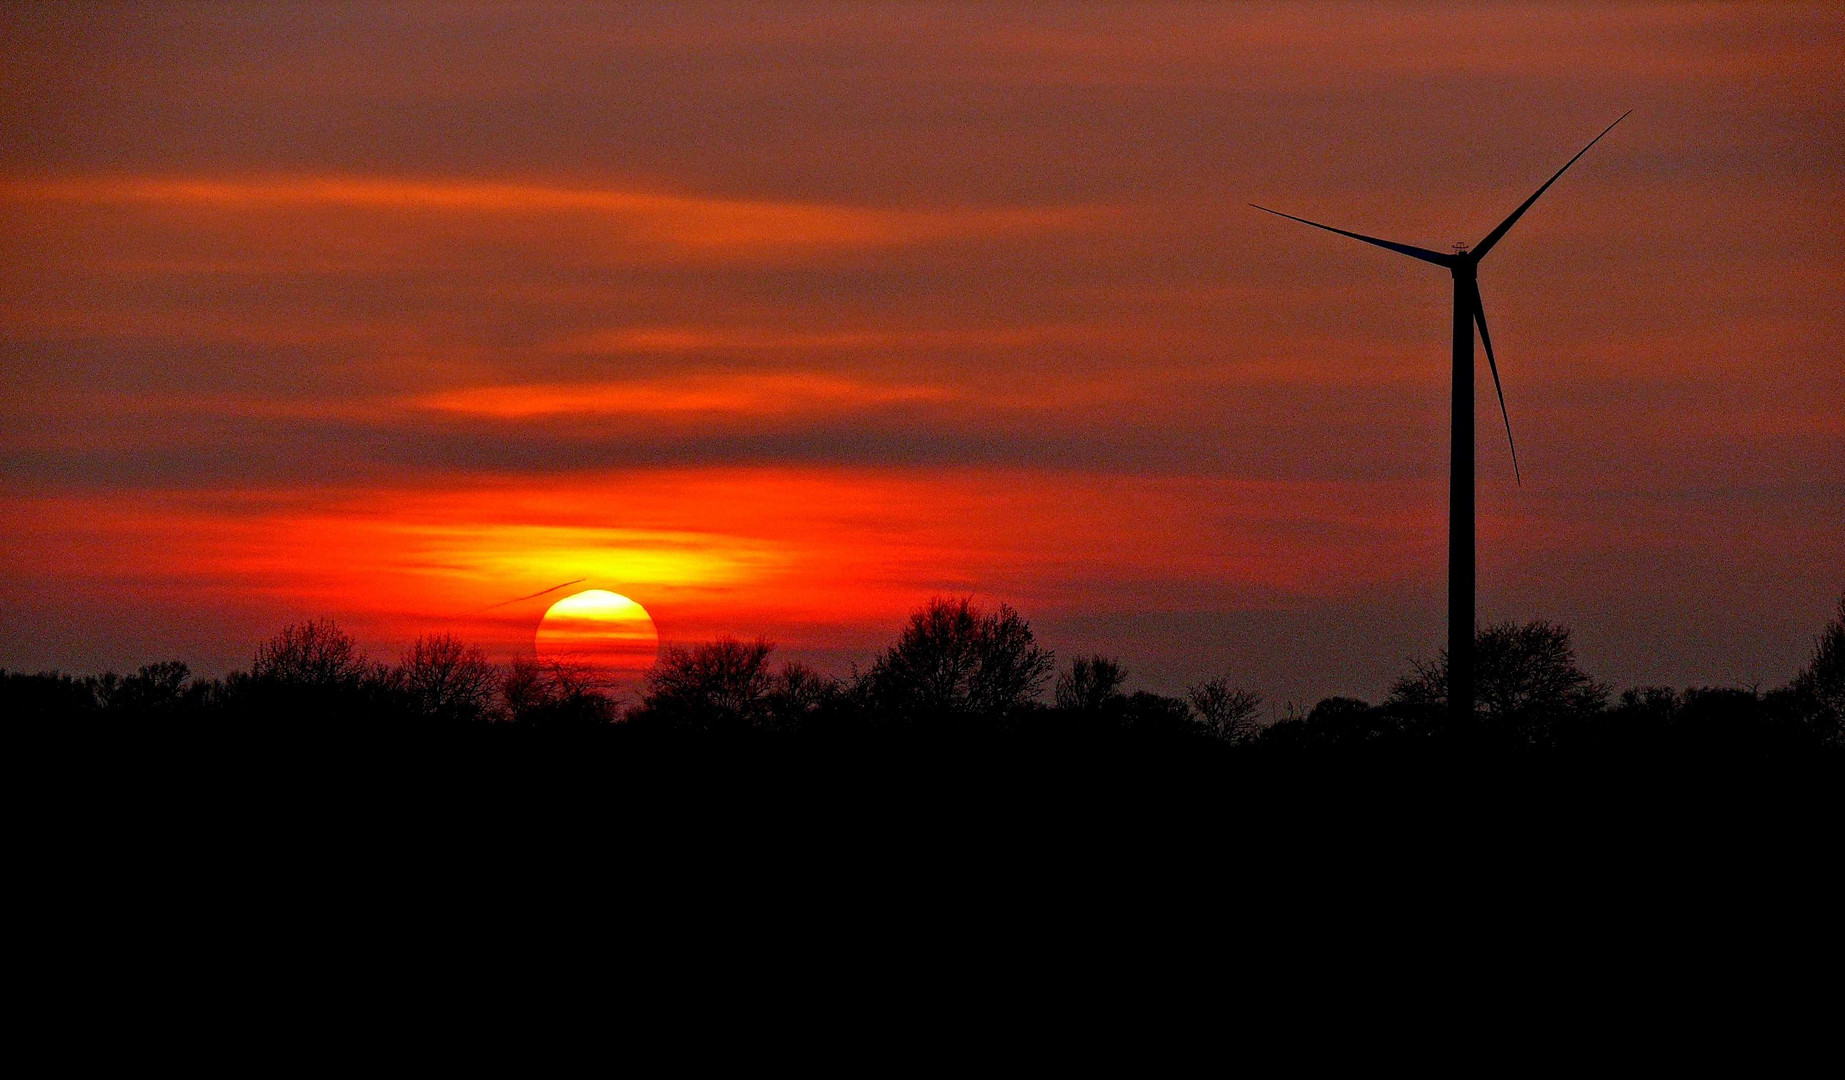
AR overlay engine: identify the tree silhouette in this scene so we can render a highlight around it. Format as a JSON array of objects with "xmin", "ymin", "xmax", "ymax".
[
  {"xmin": 93, "ymin": 661, "xmax": 195, "ymax": 715},
  {"xmin": 859, "ymin": 597, "xmax": 1053, "ymax": 716},
  {"xmin": 636, "ymin": 638, "xmax": 839, "ymax": 732},
  {"xmin": 252, "ymin": 620, "xmax": 367, "ymax": 690},
  {"xmin": 6, "ymin": 595, "xmax": 1837, "ymax": 772},
  {"xmin": 501, "ymin": 654, "xmax": 549, "ymax": 721},
  {"xmin": 1118, "ymin": 691, "xmax": 1201, "ymax": 736},
  {"xmin": 1617, "ymin": 685, "xmax": 1680, "ymax": 718},
  {"xmin": 1257, "ymin": 695, "xmax": 1399, "ymax": 750},
  {"xmin": 1056, "ymin": 655, "xmax": 1128, "ymax": 711},
  {"xmin": 1389, "ymin": 621, "xmax": 1607, "ymax": 734},
  {"xmin": 238, "ymin": 619, "xmax": 396, "ymax": 725},
  {"xmin": 2, "ymin": 669, "xmax": 100, "ymax": 720},
  {"xmin": 763, "ymin": 661, "xmax": 837, "ymax": 731},
  {"xmin": 501, "ymin": 655, "xmax": 614, "ymax": 728},
  {"xmin": 640, "ymin": 637, "xmax": 774, "ymax": 730},
  {"xmin": 398, "ymin": 634, "xmax": 496, "ymax": 724},
  {"xmin": 1789, "ymin": 592, "xmax": 1844, "ymax": 746},
  {"xmin": 1187, "ymin": 675, "xmax": 1263, "ymax": 741}
]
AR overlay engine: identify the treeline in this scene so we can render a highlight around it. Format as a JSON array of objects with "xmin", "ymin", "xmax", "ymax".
[{"xmin": 5, "ymin": 594, "xmax": 1842, "ymax": 759}]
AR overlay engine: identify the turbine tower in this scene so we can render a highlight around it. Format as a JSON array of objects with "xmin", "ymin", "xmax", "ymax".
[{"xmin": 1252, "ymin": 112, "xmax": 1628, "ymax": 726}]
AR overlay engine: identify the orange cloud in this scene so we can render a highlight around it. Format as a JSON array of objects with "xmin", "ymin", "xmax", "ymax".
[
  {"xmin": 548, "ymin": 323, "xmax": 1134, "ymax": 354},
  {"xmin": 413, "ymin": 372, "xmax": 958, "ymax": 420},
  {"xmin": 1, "ymin": 175, "xmax": 1113, "ymax": 255}
]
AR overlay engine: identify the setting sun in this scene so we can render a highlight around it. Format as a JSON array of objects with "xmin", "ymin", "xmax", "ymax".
[{"xmin": 535, "ymin": 590, "xmax": 660, "ymax": 694}]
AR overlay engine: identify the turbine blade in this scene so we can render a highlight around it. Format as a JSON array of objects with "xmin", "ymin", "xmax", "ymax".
[
  {"xmin": 1472, "ymin": 111, "xmax": 1631, "ymax": 260},
  {"xmin": 1473, "ymin": 286, "xmax": 1521, "ymax": 485},
  {"xmin": 1249, "ymin": 204, "xmax": 1455, "ymax": 267}
]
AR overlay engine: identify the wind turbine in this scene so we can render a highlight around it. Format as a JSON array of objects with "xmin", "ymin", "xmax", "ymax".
[{"xmin": 1252, "ymin": 112, "xmax": 1629, "ymax": 726}]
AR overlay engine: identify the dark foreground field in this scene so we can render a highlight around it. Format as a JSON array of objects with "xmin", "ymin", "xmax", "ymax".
[{"xmin": 14, "ymin": 684, "xmax": 1839, "ymax": 1041}]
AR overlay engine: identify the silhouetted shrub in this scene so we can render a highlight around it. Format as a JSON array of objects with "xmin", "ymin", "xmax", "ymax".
[
  {"xmin": 637, "ymin": 637, "xmax": 774, "ymax": 731},
  {"xmin": 1260, "ymin": 697, "xmax": 1407, "ymax": 750},
  {"xmin": 634, "ymin": 639, "xmax": 842, "ymax": 733},
  {"xmin": 1617, "ymin": 685, "xmax": 1681, "ymax": 719},
  {"xmin": 1670, "ymin": 685, "xmax": 1827, "ymax": 757},
  {"xmin": 1056, "ymin": 655, "xmax": 1128, "ymax": 711},
  {"xmin": 397, "ymin": 635, "xmax": 497, "ymax": 725},
  {"xmin": 502, "ymin": 656, "xmax": 615, "ymax": 728},
  {"xmin": 1120, "ymin": 690, "xmax": 1199, "ymax": 735},
  {"xmin": 1, "ymin": 670, "xmax": 100, "ymax": 721},
  {"xmin": 1187, "ymin": 675, "xmax": 1263, "ymax": 742},
  {"xmin": 1559, "ymin": 685, "xmax": 1682, "ymax": 754},
  {"xmin": 233, "ymin": 620, "xmax": 411, "ymax": 724},
  {"xmin": 1389, "ymin": 621, "xmax": 1608, "ymax": 738},
  {"xmin": 1384, "ymin": 655, "xmax": 1447, "ymax": 714},
  {"xmin": 501, "ymin": 655, "xmax": 546, "ymax": 721},
  {"xmin": 858, "ymin": 597, "xmax": 1053, "ymax": 717},
  {"xmin": 93, "ymin": 661, "xmax": 197, "ymax": 717},
  {"xmin": 252, "ymin": 620, "xmax": 367, "ymax": 690},
  {"xmin": 1789, "ymin": 592, "xmax": 1844, "ymax": 746},
  {"xmin": 763, "ymin": 661, "xmax": 838, "ymax": 731},
  {"xmin": 1307, "ymin": 696, "xmax": 1372, "ymax": 725}
]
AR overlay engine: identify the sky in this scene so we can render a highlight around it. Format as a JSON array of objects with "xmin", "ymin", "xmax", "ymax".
[{"xmin": 2, "ymin": 1, "xmax": 1839, "ymax": 707}]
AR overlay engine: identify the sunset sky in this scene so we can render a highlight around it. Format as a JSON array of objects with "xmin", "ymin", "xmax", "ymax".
[{"xmin": 2, "ymin": 2, "xmax": 1839, "ymax": 706}]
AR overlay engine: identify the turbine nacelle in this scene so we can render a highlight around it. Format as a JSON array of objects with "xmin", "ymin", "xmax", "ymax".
[{"xmin": 1249, "ymin": 110, "xmax": 1631, "ymax": 488}]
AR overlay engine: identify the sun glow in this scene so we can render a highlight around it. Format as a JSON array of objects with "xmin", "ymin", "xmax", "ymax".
[
  {"xmin": 1, "ymin": 467, "xmax": 1438, "ymax": 667},
  {"xmin": 535, "ymin": 590, "xmax": 660, "ymax": 694}
]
